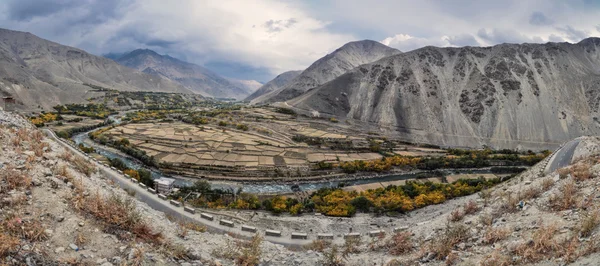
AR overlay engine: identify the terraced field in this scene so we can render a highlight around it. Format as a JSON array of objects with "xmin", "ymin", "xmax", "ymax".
[{"xmin": 103, "ymin": 122, "xmax": 383, "ymax": 179}]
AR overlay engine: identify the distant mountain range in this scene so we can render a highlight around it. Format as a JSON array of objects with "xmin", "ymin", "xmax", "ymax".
[
  {"xmin": 0, "ymin": 28, "xmax": 193, "ymax": 110},
  {"xmin": 249, "ymin": 40, "xmax": 401, "ymax": 104},
  {"xmin": 108, "ymin": 49, "xmax": 260, "ymax": 99},
  {"xmin": 245, "ymin": 70, "xmax": 301, "ymax": 103},
  {"xmin": 280, "ymin": 38, "xmax": 600, "ymax": 149}
]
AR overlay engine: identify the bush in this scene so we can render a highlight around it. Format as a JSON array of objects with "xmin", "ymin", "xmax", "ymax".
[{"xmin": 387, "ymin": 231, "xmax": 413, "ymax": 255}]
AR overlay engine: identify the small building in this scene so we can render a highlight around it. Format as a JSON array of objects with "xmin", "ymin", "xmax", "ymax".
[{"xmin": 154, "ymin": 177, "xmax": 175, "ymax": 195}]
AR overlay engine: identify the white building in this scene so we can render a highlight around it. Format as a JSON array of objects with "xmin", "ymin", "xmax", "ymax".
[{"xmin": 154, "ymin": 178, "xmax": 175, "ymax": 195}]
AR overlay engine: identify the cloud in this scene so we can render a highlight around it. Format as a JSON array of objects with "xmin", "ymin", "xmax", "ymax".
[
  {"xmin": 263, "ymin": 18, "xmax": 298, "ymax": 33},
  {"xmin": 1, "ymin": 0, "xmax": 600, "ymax": 81},
  {"xmin": 477, "ymin": 28, "xmax": 542, "ymax": 44},
  {"xmin": 529, "ymin": 12, "xmax": 554, "ymax": 26},
  {"xmin": 548, "ymin": 34, "xmax": 565, "ymax": 42},
  {"xmin": 381, "ymin": 34, "xmax": 480, "ymax": 52},
  {"xmin": 556, "ymin": 25, "xmax": 589, "ymax": 42}
]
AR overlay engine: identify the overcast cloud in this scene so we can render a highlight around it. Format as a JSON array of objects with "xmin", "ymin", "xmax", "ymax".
[{"xmin": 1, "ymin": 0, "xmax": 599, "ymax": 82}]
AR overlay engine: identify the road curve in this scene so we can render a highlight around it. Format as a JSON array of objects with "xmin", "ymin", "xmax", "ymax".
[
  {"xmin": 545, "ymin": 139, "xmax": 581, "ymax": 174},
  {"xmin": 42, "ymin": 129, "xmax": 313, "ymax": 247}
]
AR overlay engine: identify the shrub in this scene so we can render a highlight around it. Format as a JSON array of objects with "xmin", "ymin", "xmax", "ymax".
[
  {"xmin": 571, "ymin": 163, "xmax": 592, "ymax": 181},
  {"xmin": 481, "ymin": 250, "xmax": 511, "ymax": 266},
  {"xmin": 463, "ymin": 200, "xmax": 479, "ymax": 215},
  {"xmin": 304, "ymin": 240, "xmax": 332, "ymax": 252},
  {"xmin": 579, "ymin": 210, "xmax": 600, "ymax": 238},
  {"xmin": 448, "ymin": 208, "xmax": 464, "ymax": 222},
  {"xmin": 72, "ymin": 156, "xmax": 95, "ymax": 176},
  {"xmin": 0, "ymin": 233, "xmax": 19, "ymax": 257},
  {"xmin": 482, "ymin": 227, "xmax": 510, "ymax": 244},
  {"xmin": 80, "ymin": 193, "xmax": 162, "ymax": 244},
  {"xmin": 387, "ymin": 231, "xmax": 413, "ymax": 255},
  {"xmin": 557, "ymin": 167, "xmax": 570, "ymax": 179},
  {"xmin": 541, "ymin": 177, "xmax": 555, "ymax": 191},
  {"xmin": 429, "ymin": 224, "xmax": 470, "ymax": 260},
  {"xmin": 549, "ymin": 181, "xmax": 578, "ymax": 211},
  {"xmin": 514, "ymin": 224, "xmax": 560, "ymax": 263}
]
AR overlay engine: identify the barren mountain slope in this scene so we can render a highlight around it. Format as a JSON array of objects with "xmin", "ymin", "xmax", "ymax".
[
  {"xmin": 0, "ymin": 28, "xmax": 194, "ymax": 111},
  {"xmin": 288, "ymin": 38, "xmax": 600, "ymax": 150},
  {"xmin": 255, "ymin": 40, "xmax": 401, "ymax": 104},
  {"xmin": 245, "ymin": 70, "xmax": 301, "ymax": 103},
  {"xmin": 114, "ymin": 49, "xmax": 254, "ymax": 99},
  {"xmin": 4, "ymin": 108, "xmax": 600, "ymax": 265}
]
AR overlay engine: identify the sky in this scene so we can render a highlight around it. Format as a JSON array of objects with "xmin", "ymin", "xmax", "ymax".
[{"xmin": 1, "ymin": 0, "xmax": 599, "ymax": 83}]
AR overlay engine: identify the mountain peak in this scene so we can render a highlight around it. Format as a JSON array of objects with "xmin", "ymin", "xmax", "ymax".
[{"xmin": 111, "ymin": 48, "xmax": 256, "ymax": 99}]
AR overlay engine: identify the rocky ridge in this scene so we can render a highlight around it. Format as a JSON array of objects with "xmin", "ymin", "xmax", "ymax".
[
  {"xmin": 0, "ymin": 28, "xmax": 194, "ymax": 111},
  {"xmin": 113, "ymin": 49, "xmax": 258, "ymax": 99},
  {"xmin": 253, "ymin": 40, "xmax": 401, "ymax": 104},
  {"xmin": 287, "ymin": 38, "xmax": 600, "ymax": 150},
  {"xmin": 245, "ymin": 70, "xmax": 301, "ymax": 103}
]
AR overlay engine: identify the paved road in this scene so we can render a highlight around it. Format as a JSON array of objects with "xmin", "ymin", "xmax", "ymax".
[
  {"xmin": 43, "ymin": 129, "xmax": 312, "ymax": 247},
  {"xmin": 545, "ymin": 139, "xmax": 581, "ymax": 174}
]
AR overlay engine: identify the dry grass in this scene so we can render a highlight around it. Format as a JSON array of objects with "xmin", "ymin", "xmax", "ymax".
[
  {"xmin": 428, "ymin": 224, "xmax": 470, "ymax": 260},
  {"xmin": 54, "ymin": 164, "xmax": 72, "ymax": 179},
  {"xmin": 342, "ymin": 236, "xmax": 362, "ymax": 255},
  {"xmin": 557, "ymin": 167, "xmax": 570, "ymax": 179},
  {"xmin": 0, "ymin": 233, "xmax": 19, "ymax": 257},
  {"xmin": 579, "ymin": 209, "xmax": 600, "ymax": 238},
  {"xmin": 213, "ymin": 234, "xmax": 263, "ymax": 266},
  {"xmin": 482, "ymin": 227, "xmax": 510, "ymax": 245},
  {"xmin": 32, "ymin": 141, "xmax": 50, "ymax": 157},
  {"xmin": 75, "ymin": 232, "xmax": 87, "ymax": 246},
  {"xmin": 1, "ymin": 215, "xmax": 48, "ymax": 242},
  {"xmin": 499, "ymin": 192, "xmax": 520, "ymax": 214},
  {"xmin": 541, "ymin": 177, "xmax": 555, "ymax": 191},
  {"xmin": 31, "ymin": 130, "xmax": 44, "ymax": 142},
  {"xmin": 79, "ymin": 193, "xmax": 163, "ymax": 245},
  {"xmin": 60, "ymin": 149, "xmax": 73, "ymax": 163},
  {"xmin": 549, "ymin": 180, "xmax": 578, "ymax": 211},
  {"xmin": 387, "ymin": 231, "xmax": 413, "ymax": 255},
  {"xmin": 320, "ymin": 246, "xmax": 345, "ymax": 266},
  {"xmin": 514, "ymin": 224, "xmax": 560, "ymax": 263},
  {"xmin": 129, "ymin": 247, "xmax": 145, "ymax": 266},
  {"xmin": 0, "ymin": 166, "xmax": 32, "ymax": 191},
  {"xmin": 71, "ymin": 156, "xmax": 95, "ymax": 177},
  {"xmin": 520, "ymin": 186, "xmax": 541, "ymax": 201},
  {"xmin": 478, "ymin": 188, "xmax": 493, "ymax": 207},
  {"xmin": 448, "ymin": 208, "xmax": 464, "ymax": 222},
  {"xmin": 480, "ymin": 250, "xmax": 511, "ymax": 266},
  {"xmin": 463, "ymin": 200, "xmax": 479, "ymax": 215},
  {"xmin": 571, "ymin": 163, "xmax": 593, "ymax": 181},
  {"xmin": 444, "ymin": 252, "xmax": 459, "ymax": 266},
  {"xmin": 304, "ymin": 239, "xmax": 332, "ymax": 252}
]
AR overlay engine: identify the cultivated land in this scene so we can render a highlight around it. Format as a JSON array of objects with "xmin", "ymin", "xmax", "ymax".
[{"xmin": 102, "ymin": 120, "xmax": 382, "ymax": 180}]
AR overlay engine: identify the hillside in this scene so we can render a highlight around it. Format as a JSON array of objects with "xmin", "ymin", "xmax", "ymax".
[
  {"xmin": 245, "ymin": 70, "xmax": 301, "ymax": 103},
  {"xmin": 288, "ymin": 38, "xmax": 600, "ymax": 150},
  {"xmin": 253, "ymin": 40, "xmax": 401, "ymax": 104},
  {"xmin": 3, "ymin": 109, "xmax": 600, "ymax": 265},
  {"xmin": 0, "ymin": 28, "xmax": 194, "ymax": 111},
  {"xmin": 112, "ymin": 49, "xmax": 256, "ymax": 99}
]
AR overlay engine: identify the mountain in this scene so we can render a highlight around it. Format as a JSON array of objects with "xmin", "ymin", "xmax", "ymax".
[
  {"xmin": 245, "ymin": 70, "xmax": 301, "ymax": 103},
  {"xmin": 287, "ymin": 38, "xmax": 600, "ymax": 150},
  {"xmin": 111, "ymin": 49, "xmax": 254, "ymax": 99},
  {"xmin": 0, "ymin": 28, "xmax": 194, "ymax": 110},
  {"xmin": 253, "ymin": 40, "xmax": 401, "ymax": 104},
  {"xmin": 226, "ymin": 78, "xmax": 262, "ymax": 95}
]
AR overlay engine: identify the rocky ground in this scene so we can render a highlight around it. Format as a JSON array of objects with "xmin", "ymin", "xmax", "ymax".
[{"xmin": 3, "ymin": 109, "xmax": 600, "ymax": 266}]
